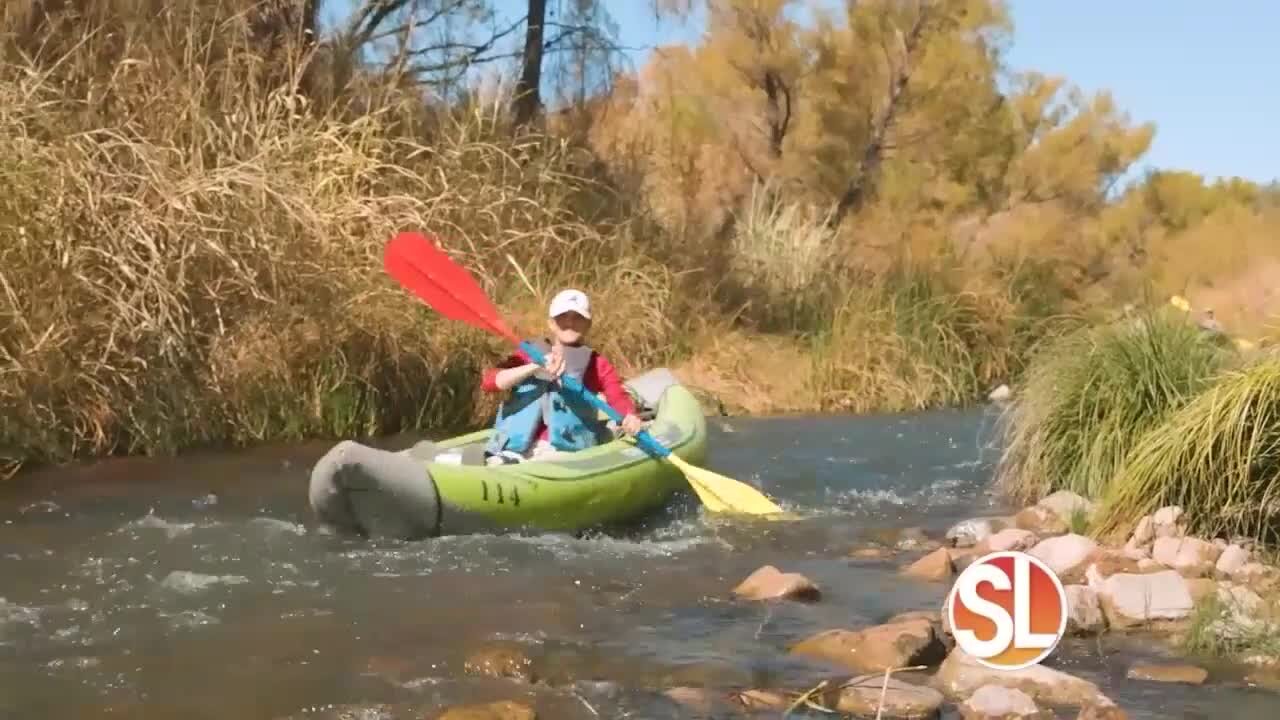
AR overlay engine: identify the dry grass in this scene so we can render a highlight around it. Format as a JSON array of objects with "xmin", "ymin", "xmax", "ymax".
[
  {"xmin": 1092, "ymin": 353, "xmax": 1280, "ymax": 545},
  {"xmin": 0, "ymin": 0, "xmax": 1086, "ymax": 479},
  {"xmin": 994, "ymin": 308, "xmax": 1231, "ymax": 504}
]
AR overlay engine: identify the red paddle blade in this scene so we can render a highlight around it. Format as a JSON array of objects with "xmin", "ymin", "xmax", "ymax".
[{"xmin": 383, "ymin": 231, "xmax": 520, "ymax": 345}]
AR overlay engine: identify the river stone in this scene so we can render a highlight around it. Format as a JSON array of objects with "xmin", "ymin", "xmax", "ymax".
[
  {"xmin": 959, "ymin": 684, "xmax": 1051, "ymax": 719},
  {"xmin": 1015, "ymin": 506, "xmax": 1068, "ymax": 536},
  {"xmin": 947, "ymin": 518, "xmax": 997, "ymax": 548},
  {"xmin": 732, "ymin": 565, "xmax": 821, "ymax": 602},
  {"xmin": 1152, "ymin": 506, "xmax": 1185, "ymax": 538},
  {"xmin": 976, "ymin": 529, "xmax": 1039, "ymax": 555},
  {"xmin": 1125, "ymin": 663, "xmax": 1208, "ymax": 684},
  {"xmin": 1152, "ymin": 536, "xmax": 1221, "ymax": 577},
  {"xmin": 904, "ymin": 547, "xmax": 955, "ymax": 582},
  {"xmin": 1037, "ymin": 491, "xmax": 1094, "ymax": 524},
  {"xmin": 825, "ymin": 674, "xmax": 944, "ymax": 718},
  {"xmin": 731, "ymin": 689, "xmax": 789, "ymax": 710},
  {"xmin": 435, "ymin": 700, "xmax": 536, "ymax": 720},
  {"xmin": 1028, "ymin": 534, "xmax": 1098, "ymax": 579},
  {"xmin": 463, "ymin": 644, "xmax": 536, "ymax": 683},
  {"xmin": 1129, "ymin": 515, "xmax": 1155, "ymax": 546},
  {"xmin": 790, "ymin": 618, "xmax": 948, "ymax": 673},
  {"xmin": 1065, "ymin": 585, "xmax": 1106, "ymax": 635},
  {"xmin": 1094, "ymin": 570, "xmax": 1193, "ymax": 629},
  {"xmin": 1216, "ymin": 544, "xmax": 1250, "ymax": 577},
  {"xmin": 931, "ymin": 647, "xmax": 1112, "ymax": 707}
]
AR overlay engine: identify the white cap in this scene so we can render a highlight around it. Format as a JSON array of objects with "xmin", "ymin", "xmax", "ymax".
[{"xmin": 548, "ymin": 288, "xmax": 591, "ymax": 319}]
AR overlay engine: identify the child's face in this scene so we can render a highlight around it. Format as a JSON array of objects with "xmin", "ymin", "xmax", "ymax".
[{"xmin": 548, "ymin": 312, "xmax": 591, "ymax": 345}]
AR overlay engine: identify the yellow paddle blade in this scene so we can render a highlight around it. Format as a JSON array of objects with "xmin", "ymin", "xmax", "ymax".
[{"xmin": 665, "ymin": 453, "xmax": 787, "ymax": 516}]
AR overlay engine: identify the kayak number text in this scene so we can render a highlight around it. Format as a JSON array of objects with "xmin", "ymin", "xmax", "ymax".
[{"xmin": 480, "ymin": 479, "xmax": 520, "ymax": 506}]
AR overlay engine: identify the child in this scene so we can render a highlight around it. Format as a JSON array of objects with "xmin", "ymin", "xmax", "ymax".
[{"xmin": 481, "ymin": 289, "xmax": 646, "ymax": 465}]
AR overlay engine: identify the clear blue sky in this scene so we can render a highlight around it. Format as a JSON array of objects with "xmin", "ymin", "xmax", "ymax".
[{"xmin": 327, "ymin": 0, "xmax": 1278, "ymax": 184}]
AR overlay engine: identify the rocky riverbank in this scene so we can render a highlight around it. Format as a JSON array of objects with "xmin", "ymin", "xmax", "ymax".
[{"xmin": 397, "ymin": 490, "xmax": 1280, "ymax": 720}]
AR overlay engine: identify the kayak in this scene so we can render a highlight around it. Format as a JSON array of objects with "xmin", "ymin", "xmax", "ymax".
[{"xmin": 307, "ymin": 368, "xmax": 707, "ymax": 539}]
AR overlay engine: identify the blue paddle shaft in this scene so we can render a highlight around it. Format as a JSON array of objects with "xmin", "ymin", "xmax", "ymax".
[{"xmin": 519, "ymin": 341, "xmax": 671, "ymax": 458}]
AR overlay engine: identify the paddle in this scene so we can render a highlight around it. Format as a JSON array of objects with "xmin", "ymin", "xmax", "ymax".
[{"xmin": 383, "ymin": 230, "xmax": 786, "ymax": 516}]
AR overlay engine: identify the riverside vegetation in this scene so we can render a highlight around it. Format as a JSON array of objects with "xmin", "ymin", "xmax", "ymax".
[{"xmin": 2, "ymin": 0, "xmax": 1280, "ymax": 524}]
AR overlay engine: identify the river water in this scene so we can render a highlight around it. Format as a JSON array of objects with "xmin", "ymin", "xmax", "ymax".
[{"xmin": 3, "ymin": 408, "xmax": 1279, "ymax": 719}]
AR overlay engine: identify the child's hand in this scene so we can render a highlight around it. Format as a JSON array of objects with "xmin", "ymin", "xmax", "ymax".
[
  {"xmin": 621, "ymin": 413, "xmax": 645, "ymax": 436},
  {"xmin": 543, "ymin": 347, "xmax": 565, "ymax": 378}
]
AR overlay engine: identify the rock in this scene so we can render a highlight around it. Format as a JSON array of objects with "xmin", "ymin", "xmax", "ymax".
[
  {"xmin": 1077, "ymin": 702, "xmax": 1130, "ymax": 720},
  {"xmin": 888, "ymin": 610, "xmax": 954, "ymax": 651},
  {"xmin": 1037, "ymin": 491, "xmax": 1094, "ymax": 524},
  {"xmin": 1129, "ymin": 515, "xmax": 1155, "ymax": 546},
  {"xmin": 948, "ymin": 518, "xmax": 997, "ymax": 548},
  {"xmin": 1028, "ymin": 534, "xmax": 1098, "ymax": 579},
  {"xmin": 989, "ymin": 384, "xmax": 1012, "ymax": 402},
  {"xmin": 730, "ymin": 689, "xmax": 789, "ymax": 711},
  {"xmin": 1094, "ymin": 570, "xmax": 1193, "ymax": 630},
  {"xmin": 1184, "ymin": 578, "xmax": 1219, "ymax": 605},
  {"xmin": 663, "ymin": 687, "xmax": 720, "ymax": 714},
  {"xmin": 1216, "ymin": 544, "xmax": 1250, "ymax": 577},
  {"xmin": 896, "ymin": 526, "xmax": 934, "ymax": 550},
  {"xmin": 463, "ymin": 644, "xmax": 536, "ymax": 683},
  {"xmin": 1064, "ymin": 585, "xmax": 1106, "ymax": 635},
  {"xmin": 976, "ymin": 529, "xmax": 1039, "ymax": 555},
  {"xmin": 790, "ymin": 618, "xmax": 948, "ymax": 674},
  {"xmin": 824, "ymin": 675, "xmax": 945, "ymax": 719},
  {"xmin": 1082, "ymin": 550, "xmax": 1143, "ymax": 581},
  {"xmin": 1120, "ymin": 539, "xmax": 1149, "ymax": 560},
  {"xmin": 435, "ymin": 700, "xmax": 536, "ymax": 720},
  {"xmin": 1232, "ymin": 562, "xmax": 1280, "ymax": 590},
  {"xmin": 1015, "ymin": 505, "xmax": 1068, "ymax": 536},
  {"xmin": 732, "ymin": 565, "xmax": 821, "ymax": 602},
  {"xmin": 1152, "ymin": 506, "xmax": 1185, "ymax": 538},
  {"xmin": 904, "ymin": 547, "xmax": 955, "ymax": 582},
  {"xmin": 932, "ymin": 647, "xmax": 1113, "ymax": 707},
  {"xmin": 1125, "ymin": 663, "xmax": 1208, "ymax": 684},
  {"xmin": 1151, "ymin": 536, "xmax": 1221, "ymax": 577},
  {"xmin": 959, "ymin": 685, "xmax": 1050, "ymax": 719},
  {"xmin": 850, "ymin": 546, "xmax": 895, "ymax": 561}
]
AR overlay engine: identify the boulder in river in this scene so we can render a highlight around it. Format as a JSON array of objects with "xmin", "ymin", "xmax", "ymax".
[
  {"xmin": 1125, "ymin": 662, "xmax": 1208, "ymax": 684},
  {"xmin": 1151, "ymin": 536, "xmax": 1221, "ymax": 577},
  {"xmin": 1036, "ymin": 491, "xmax": 1094, "ymax": 525},
  {"xmin": 1064, "ymin": 585, "xmax": 1106, "ymax": 635},
  {"xmin": 959, "ymin": 684, "xmax": 1051, "ymax": 719},
  {"xmin": 1015, "ymin": 505, "xmax": 1068, "ymax": 537},
  {"xmin": 732, "ymin": 565, "xmax": 821, "ymax": 602},
  {"xmin": 823, "ymin": 674, "xmax": 945, "ymax": 718},
  {"xmin": 1215, "ymin": 544, "xmax": 1250, "ymax": 577},
  {"xmin": 932, "ymin": 647, "xmax": 1114, "ymax": 708},
  {"xmin": 1028, "ymin": 534, "xmax": 1098, "ymax": 579},
  {"xmin": 1152, "ymin": 506, "xmax": 1186, "ymax": 538},
  {"xmin": 790, "ymin": 618, "xmax": 948, "ymax": 673},
  {"xmin": 463, "ymin": 643, "xmax": 537, "ymax": 683},
  {"xmin": 947, "ymin": 518, "xmax": 1001, "ymax": 548},
  {"xmin": 1092, "ymin": 570, "xmax": 1193, "ymax": 630},
  {"xmin": 903, "ymin": 547, "xmax": 955, "ymax": 582},
  {"xmin": 434, "ymin": 700, "xmax": 536, "ymax": 720},
  {"xmin": 976, "ymin": 528, "xmax": 1038, "ymax": 555}
]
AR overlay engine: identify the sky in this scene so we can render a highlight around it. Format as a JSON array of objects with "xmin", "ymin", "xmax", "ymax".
[{"xmin": 327, "ymin": 0, "xmax": 1279, "ymax": 185}]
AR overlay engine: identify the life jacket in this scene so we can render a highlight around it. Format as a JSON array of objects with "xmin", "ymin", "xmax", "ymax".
[{"xmin": 484, "ymin": 339, "xmax": 612, "ymax": 455}]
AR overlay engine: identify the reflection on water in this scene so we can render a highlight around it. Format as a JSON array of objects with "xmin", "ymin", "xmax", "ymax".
[{"xmin": 2, "ymin": 408, "xmax": 1278, "ymax": 718}]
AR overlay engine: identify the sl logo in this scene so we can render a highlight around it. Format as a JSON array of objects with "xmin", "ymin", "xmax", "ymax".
[{"xmin": 945, "ymin": 551, "xmax": 1068, "ymax": 670}]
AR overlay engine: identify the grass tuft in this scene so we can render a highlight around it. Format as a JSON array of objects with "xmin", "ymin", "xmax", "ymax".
[
  {"xmin": 1093, "ymin": 352, "xmax": 1280, "ymax": 545},
  {"xmin": 994, "ymin": 308, "xmax": 1232, "ymax": 504}
]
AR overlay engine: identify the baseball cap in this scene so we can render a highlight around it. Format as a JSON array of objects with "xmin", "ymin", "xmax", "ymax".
[{"xmin": 548, "ymin": 289, "xmax": 591, "ymax": 319}]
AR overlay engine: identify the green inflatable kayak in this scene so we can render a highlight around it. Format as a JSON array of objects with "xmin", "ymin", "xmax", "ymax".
[{"xmin": 307, "ymin": 368, "xmax": 707, "ymax": 539}]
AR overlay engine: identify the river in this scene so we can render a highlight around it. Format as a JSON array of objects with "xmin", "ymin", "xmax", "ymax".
[{"xmin": 2, "ymin": 408, "xmax": 1279, "ymax": 718}]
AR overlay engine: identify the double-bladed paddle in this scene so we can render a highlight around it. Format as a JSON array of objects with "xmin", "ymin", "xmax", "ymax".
[{"xmin": 382, "ymin": 230, "xmax": 786, "ymax": 516}]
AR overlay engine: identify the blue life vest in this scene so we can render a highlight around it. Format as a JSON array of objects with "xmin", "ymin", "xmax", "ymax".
[{"xmin": 484, "ymin": 340, "xmax": 612, "ymax": 455}]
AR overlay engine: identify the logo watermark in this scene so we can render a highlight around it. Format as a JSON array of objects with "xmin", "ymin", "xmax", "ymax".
[{"xmin": 945, "ymin": 550, "xmax": 1068, "ymax": 670}]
